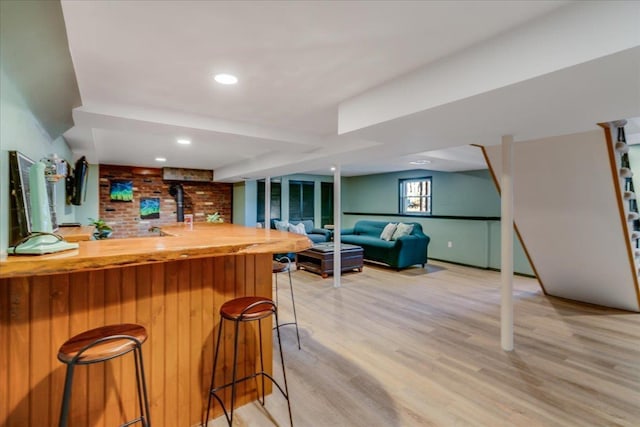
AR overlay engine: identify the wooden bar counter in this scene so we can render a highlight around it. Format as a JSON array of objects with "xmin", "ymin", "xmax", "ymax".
[
  {"xmin": 55, "ymin": 226, "xmax": 95, "ymax": 243},
  {"xmin": 0, "ymin": 224, "xmax": 311, "ymax": 427}
]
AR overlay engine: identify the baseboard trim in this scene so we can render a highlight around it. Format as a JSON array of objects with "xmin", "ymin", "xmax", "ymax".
[{"xmin": 429, "ymin": 257, "xmax": 536, "ymax": 278}]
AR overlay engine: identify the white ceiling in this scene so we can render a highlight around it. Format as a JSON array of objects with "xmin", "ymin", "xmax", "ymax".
[{"xmin": 60, "ymin": 1, "xmax": 640, "ymax": 181}]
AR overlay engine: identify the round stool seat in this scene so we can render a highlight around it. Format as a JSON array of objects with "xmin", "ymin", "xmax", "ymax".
[
  {"xmin": 58, "ymin": 323, "xmax": 148, "ymax": 364},
  {"xmin": 272, "ymin": 261, "xmax": 289, "ymax": 273},
  {"xmin": 220, "ymin": 296, "xmax": 275, "ymax": 321}
]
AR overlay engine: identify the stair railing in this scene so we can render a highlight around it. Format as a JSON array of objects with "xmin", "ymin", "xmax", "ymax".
[{"xmin": 614, "ymin": 121, "xmax": 640, "ymax": 251}]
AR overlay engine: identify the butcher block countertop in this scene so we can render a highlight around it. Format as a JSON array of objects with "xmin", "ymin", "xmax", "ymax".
[{"xmin": 0, "ymin": 223, "xmax": 311, "ymax": 278}]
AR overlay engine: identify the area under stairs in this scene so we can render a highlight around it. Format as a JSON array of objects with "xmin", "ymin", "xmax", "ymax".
[{"xmin": 482, "ymin": 123, "xmax": 640, "ymax": 312}]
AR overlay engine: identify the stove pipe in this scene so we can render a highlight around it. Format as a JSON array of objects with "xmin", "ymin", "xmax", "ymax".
[{"xmin": 169, "ymin": 183, "xmax": 184, "ymax": 222}]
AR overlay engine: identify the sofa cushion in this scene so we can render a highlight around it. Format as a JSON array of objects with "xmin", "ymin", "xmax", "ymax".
[
  {"xmin": 341, "ymin": 235, "xmax": 395, "ymax": 249},
  {"xmin": 380, "ymin": 223, "xmax": 397, "ymax": 241},
  {"xmin": 300, "ymin": 220, "xmax": 314, "ymax": 233},
  {"xmin": 308, "ymin": 233, "xmax": 327, "ymax": 244},
  {"xmin": 391, "ymin": 223, "xmax": 414, "ymax": 240},
  {"xmin": 289, "ymin": 219, "xmax": 314, "ymax": 233},
  {"xmin": 288, "ymin": 222, "xmax": 307, "ymax": 235},
  {"xmin": 354, "ymin": 221, "xmax": 387, "ymax": 237},
  {"xmin": 274, "ymin": 220, "xmax": 289, "ymax": 231}
]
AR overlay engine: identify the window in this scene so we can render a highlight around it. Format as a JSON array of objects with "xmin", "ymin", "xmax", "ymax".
[
  {"xmin": 289, "ymin": 180, "xmax": 314, "ymax": 221},
  {"xmin": 399, "ymin": 177, "xmax": 432, "ymax": 215},
  {"xmin": 320, "ymin": 181, "xmax": 334, "ymax": 227},
  {"xmin": 257, "ymin": 180, "xmax": 281, "ymax": 222}
]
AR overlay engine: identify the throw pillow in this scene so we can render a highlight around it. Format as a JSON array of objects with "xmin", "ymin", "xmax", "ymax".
[
  {"xmin": 301, "ymin": 220, "xmax": 314, "ymax": 234},
  {"xmin": 392, "ymin": 223, "xmax": 414, "ymax": 240},
  {"xmin": 288, "ymin": 222, "xmax": 307, "ymax": 235},
  {"xmin": 380, "ymin": 223, "xmax": 397, "ymax": 241},
  {"xmin": 274, "ymin": 220, "xmax": 289, "ymax": 231}
]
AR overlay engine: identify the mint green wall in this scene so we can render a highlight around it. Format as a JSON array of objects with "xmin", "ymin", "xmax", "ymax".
[
  {"xmin": 488, "ymin": 222, "xmax": 533, "ymax": 274},
  {"xmin": 342, "ymin": 169, "xmax": 500, "ymax": 216},
  {"xmin": 72, "ymin": 164, "xmax": 100, "ymax": 225},
  {"xmin": 232, "ymin": 181, "xmax": 257, "ymax": 226},
  {"xmin": 341, "ymin": 214, "xmax": 490, "ymax": 265},
  {"xmin": 232, "ymin": 182, "xmax": 246, "ymax": 224},
  {"xmin": 341, "ymin": 169, "xmax": 533, "ymax": 275},
  {"xmin": 0, "ymin": 68, "xmax": 77, "ymax": 253},
  {"xmin": 1, "ymin": 1, "xmax": 84, "ymax": 254}
]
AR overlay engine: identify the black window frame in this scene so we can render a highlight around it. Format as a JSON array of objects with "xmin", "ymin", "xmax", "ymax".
[
  {"xmin": 289, "ymin": 180, "xmax": 315, "ymax": 222},
  {"xmin": 257, "ymin": 180, "xmax": 281, "ymax": 223}
]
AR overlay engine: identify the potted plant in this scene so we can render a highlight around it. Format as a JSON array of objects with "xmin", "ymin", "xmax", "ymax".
[
  {"xmin": 206, "ymin": 212, "xmax": 224, "ymax": 223},
  {"xmin": 89, "ymin": 218, "xmax": 113, "ymax": 239}
]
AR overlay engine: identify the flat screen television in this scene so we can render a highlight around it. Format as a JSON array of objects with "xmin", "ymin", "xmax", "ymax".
[
  {"xmin": 8, "ymin": 151, "xmax": 34, "ymax": 246},
  {"xmin": 68, "ymin": 156, "xmax": 88, "ymax": 206},
  {"xmin": 8, "ymin": 152, "xmax": 79, "ymax": 255}
]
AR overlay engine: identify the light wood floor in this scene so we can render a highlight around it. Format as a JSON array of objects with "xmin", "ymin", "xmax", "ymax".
[{"xmin": 207, "ymin": 261, "xmax": 640, "ymax": 427}]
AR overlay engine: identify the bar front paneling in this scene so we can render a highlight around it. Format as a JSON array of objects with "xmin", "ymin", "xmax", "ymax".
[{"xmin": 0, "ymin": 254, "xmax": 275, "ymax": 426}]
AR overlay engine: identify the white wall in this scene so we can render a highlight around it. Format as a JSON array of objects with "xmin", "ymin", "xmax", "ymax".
[{"xmin": 485, "ymin": 129, "xmax": 640, "ymax": 312}]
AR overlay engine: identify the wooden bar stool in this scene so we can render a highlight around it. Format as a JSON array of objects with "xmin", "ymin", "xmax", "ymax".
[
  {"xmin": 57, "ymin": 323, "xmax": 151, "ymax": 427},
  {"xmin": 204, "ymin": 296, "xmax": 293, "ymax": 427},
  {"xmin": 273, "ymin": 256, "xmax": 301, "ymax": 349}
]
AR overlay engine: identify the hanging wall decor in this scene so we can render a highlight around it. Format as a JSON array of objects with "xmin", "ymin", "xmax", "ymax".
[
  {"xmin": 110, "ymin": 180, "xmax": 133, "ymax": 202},
  {"xmin": 140, "ymin": 197, "xmax": 160, "ymax": 219}
]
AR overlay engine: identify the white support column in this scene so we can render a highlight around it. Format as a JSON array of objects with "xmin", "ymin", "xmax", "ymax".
[
  {"xmin": 264, "ymin": 176, "xmax": 271, "ymax": 229},
  {"xmin": 501, "ymin": 135, "xmax": 514, "ymax": 351},
  {"xmin": 333, "ymin": 165, "xmax": 341, "ymax": 288},
  {"xmin": 281, "ymin": 176, "xmax": 289, "ymax": 223}
]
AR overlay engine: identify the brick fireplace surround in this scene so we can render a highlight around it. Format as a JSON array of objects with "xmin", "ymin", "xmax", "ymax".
[{"xmin": 98, "ymin": 165, "xmax": 232, "ymax": 238}]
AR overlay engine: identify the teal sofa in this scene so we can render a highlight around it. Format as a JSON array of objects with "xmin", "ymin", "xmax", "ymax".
[
  {"xmin": 340, "ymin": 220, "xmax": 430, "ymax": 269},
  {"xmin": 270, "ymin": 218, "xmax": 333, "ymax": 261}
]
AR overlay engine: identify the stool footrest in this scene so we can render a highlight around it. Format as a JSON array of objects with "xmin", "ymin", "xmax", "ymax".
[
  {"xmin": 210, "ymin": 371, "xmax": 264, "ymax": 393},
  {"xmin": 120, "ymin": 416, "xmax": 146, "ymax": 427},
  {"xmin": 208, "ymin": 370, "xmax": 290, "ymax": 426},
  {"xmin": 210, "ymin": 371, "xmax": 289, "ymax": 400},
  {"xmin": 273, "ymin": 322, "xmax": 298, "ymax": 330}
]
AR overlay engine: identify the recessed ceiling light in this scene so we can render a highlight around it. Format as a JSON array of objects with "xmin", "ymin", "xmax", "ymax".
[
  {"xmin": 409, "ymin": 159, "xmax": 431, "ymax": 165},
  {"xmin": 214, "ymin": 73, "xmax": 238, "ymax": 85},
  {"xmin": 330, "ymin": 166, "xmax": 336, "ymax": 172},
  {"xmin": 155, "ymin": 157, "xmax": 167, "ymax": 162},
  {"xmin": 177, "ymin": 139, "xmax": 191, "ymax": 145}
]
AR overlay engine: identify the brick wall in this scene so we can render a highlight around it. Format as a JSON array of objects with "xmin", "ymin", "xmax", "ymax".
[{"xmin": 99, "ymin": 165, "xmax": 232, "ymax": 238}]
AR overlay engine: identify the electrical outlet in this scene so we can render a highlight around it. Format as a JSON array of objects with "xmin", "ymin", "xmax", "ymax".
[{"xmin": 448, "ymin": 241, "xmax": 453, "ymax": 248}]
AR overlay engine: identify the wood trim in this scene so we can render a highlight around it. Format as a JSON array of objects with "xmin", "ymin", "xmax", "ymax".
[
  {"xmin": 428, "ymin": 257, "xmax": 536, "ymax": 278},
  {"xmin": 0, "ymin": 253, "xmax": 273, "ymax": 427},
  {"xmin": 599, "ymin": 124, "xmax": 640, "ymax": 308},
  {"xmin": 101, "ymin": 164, "xmax": 163, "ymax": 176},
  {"xmin": 0, "ymin": 224, "xmax": 311, "ymax": 279},
  {"xmin": 473, "ymin": 144, "xmax": 547, "ymax": 294},
  {"xmin": 343, "ymin": 212, "xmax": 500, "ymax": 221}
]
